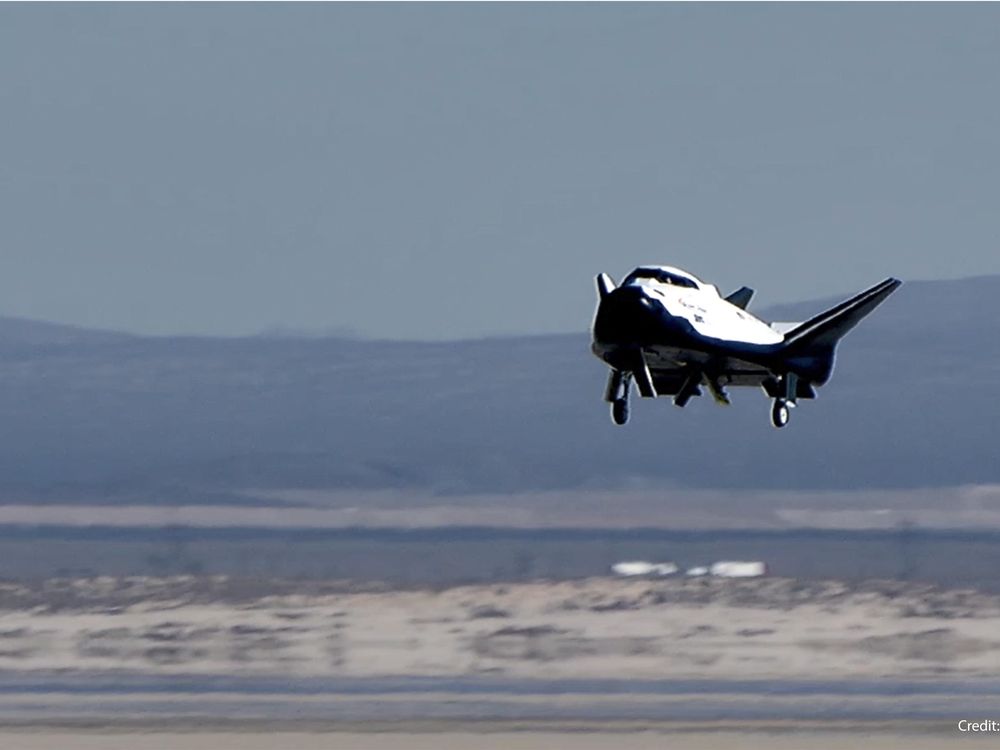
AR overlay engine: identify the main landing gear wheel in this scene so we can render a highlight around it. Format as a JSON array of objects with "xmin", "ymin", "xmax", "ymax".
[
  {"xmin": 611, "ymin": 399, "xmax": 630, "ymax": 426},
  {"xmin": 771, "ymin": 399, "xmax": 790, "ymax": 429}
]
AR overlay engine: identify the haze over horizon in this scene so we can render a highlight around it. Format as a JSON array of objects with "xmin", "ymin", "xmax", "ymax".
[
  {"xmin": 2, "ymin": 4, "xmax": 1000, "ymax": 339},
  {"xmin": 1, "ymin": 270, "xmax": 996, "ymax": 342}
]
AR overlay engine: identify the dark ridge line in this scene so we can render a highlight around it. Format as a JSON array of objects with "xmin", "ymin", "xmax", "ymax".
[{"xmin": 0, "ymin": 524, "xmax": 997, "ymax": 543}]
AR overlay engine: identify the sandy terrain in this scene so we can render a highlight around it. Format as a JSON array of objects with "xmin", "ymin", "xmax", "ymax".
[
  {"xmin": 0, "ymin": 730, "xmax": 993, "ymax": 750},
  {"xmin": 0, "ymin": 575, "xmax": 999, "ymax": 680},
  {"xmin": 5, "ymin": 483, "xmax": 1000, "ymax": 529}
]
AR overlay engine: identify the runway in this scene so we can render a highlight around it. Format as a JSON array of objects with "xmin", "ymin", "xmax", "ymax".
[
  {"xmin": 0, "ymin": 675, "xmax": 997, "ymax": 725},
  {"xmin": 0, "ymin": 730, "xmax": 993, "ymax": 750}
]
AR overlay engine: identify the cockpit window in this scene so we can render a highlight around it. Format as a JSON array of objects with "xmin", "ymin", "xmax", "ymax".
[{"xmin": 623, "ymin": 269, "xmax": 699, "ymax": 289}]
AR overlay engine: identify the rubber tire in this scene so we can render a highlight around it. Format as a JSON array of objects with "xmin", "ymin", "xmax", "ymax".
[
  {"xmin": 771, "ymin": 400, "xmax": 790, "ymax": 429},
  {"xmin": 611, "ymin": 399, "xmax": 629, "ymax": 426}
]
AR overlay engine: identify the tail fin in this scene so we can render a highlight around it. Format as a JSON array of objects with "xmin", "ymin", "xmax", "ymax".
[
  {"xmin": 780, "ymin": 277, "xmax": 901, "ymax": 382},
  {"xmin": 724, "ymin": 286, "xmax": 754, "ymax": 310},
  {"xmin": 783, "ymin": 278, "xmax": 901, "ymax": 350}
]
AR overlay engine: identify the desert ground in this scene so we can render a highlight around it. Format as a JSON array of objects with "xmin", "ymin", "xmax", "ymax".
[
  {"xmin": 0, "ymin": 575, "xmax": 997, "ymax": 746},
  {"xmin": 5, "ymin": 484, "xmax": 1000, "ymax": 530},
  {"xmin": 0, "ymin": 730, "xmax": 996, "ymax": 750},
  {"xmin": 0, "ymin": 575, "xmax": 998, "ymax": 680}
]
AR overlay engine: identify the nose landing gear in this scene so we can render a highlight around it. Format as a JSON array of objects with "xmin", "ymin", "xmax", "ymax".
[
  {"xmin": 611, "ymin": 398, "xmax": 630, "ymax": 426},
  {"xmin": 605, "ymin": 369, "xmax": 632, "ymax": 426}
]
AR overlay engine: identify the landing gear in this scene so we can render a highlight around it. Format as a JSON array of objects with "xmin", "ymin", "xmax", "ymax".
[
  {"xmin": 771, "ymin": 399, "xmax": 790, "ymax": 428},
  {"xmin": 766, "ymin": 372, "xmax": 798, "ymax": 428},
  {"xmin": 611, "ymin": 398, "xmax": 630, "ymax": 426},
  {"xmin": 605, "ymin": 369, "xmax": 632, "ymax": 426},
  {"xmin": 673, "ymin": 368, "xmax": 703, "ymax": 408}
]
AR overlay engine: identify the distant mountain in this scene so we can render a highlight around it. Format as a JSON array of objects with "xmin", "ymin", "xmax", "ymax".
[
  {"xmin": 0, "ymin": 275, "xmax": 997, "ymax": 502},
  {"xmin": 0, "ymin": 317, "xmax": 134, "ymax": 347}
]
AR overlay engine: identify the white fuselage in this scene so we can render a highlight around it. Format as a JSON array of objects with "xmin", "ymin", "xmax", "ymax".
[{"xmin": 623, "ymin": 267, "xmax": 783, "ymax": 346}]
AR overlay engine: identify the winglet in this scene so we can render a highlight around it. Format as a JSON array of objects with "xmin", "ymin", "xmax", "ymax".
[{"xmin": 596, "ymin": 273, "xmax": 616, "ymax": 301}]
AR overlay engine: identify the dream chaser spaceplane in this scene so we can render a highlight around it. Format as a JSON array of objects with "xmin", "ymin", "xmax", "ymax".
[{"xmin": 591, "ymin": 266, "xmax": 901, "ymax": 428}]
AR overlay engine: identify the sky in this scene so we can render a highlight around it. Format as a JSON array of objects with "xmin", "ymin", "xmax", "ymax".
[{"xmin": 1, "ymin": 4, "xmax": 998, "ymax": 339}]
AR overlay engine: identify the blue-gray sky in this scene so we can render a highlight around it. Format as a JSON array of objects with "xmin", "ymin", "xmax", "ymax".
[{"xmin": 1, "ymin": 4, "xmax": 998, "ymax": 339}]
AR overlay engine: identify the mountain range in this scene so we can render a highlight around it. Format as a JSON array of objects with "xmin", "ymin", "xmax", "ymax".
[{"xmin": 0, "ymin": 275, "xmax": 997, "ymax": 505}]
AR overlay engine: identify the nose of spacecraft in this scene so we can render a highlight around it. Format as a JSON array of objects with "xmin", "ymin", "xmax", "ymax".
[{"xmin": 592, "ymin": 284, "xmax": 663, "ymax": 345}]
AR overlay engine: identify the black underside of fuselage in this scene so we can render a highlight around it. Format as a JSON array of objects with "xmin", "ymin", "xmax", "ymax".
[{"xmin": 591, "ymin": 286, "xmax": 833, "ymax": 389}]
